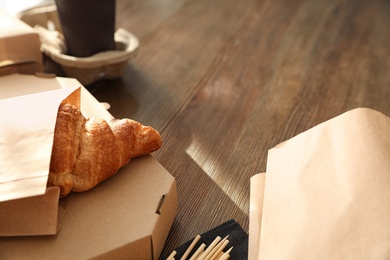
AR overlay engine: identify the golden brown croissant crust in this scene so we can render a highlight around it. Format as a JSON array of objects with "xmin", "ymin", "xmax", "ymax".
[{"xmin": 48, "ymin": 103, "xmax": 162, "ymax": 197}]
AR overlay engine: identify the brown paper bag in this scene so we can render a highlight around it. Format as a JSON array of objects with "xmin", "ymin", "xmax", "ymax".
[
  {"xmin": 0, "ymin": 87, "xmax": 80, "ymax": 202},
  {"xmin": 250, "ymin": 108, "xmax": 390, "ymax": 260}
]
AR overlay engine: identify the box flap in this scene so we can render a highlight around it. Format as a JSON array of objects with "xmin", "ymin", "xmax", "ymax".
[
  {"xmin": 151, "ymin": 179, "xmax": 177, "ymax": 259},
  {"xmin": 0, "ymin": 73, "xmax": 112, "ymax": 120}
]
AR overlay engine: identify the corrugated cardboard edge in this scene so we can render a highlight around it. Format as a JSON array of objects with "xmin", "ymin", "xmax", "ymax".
[
  {"xmin": 248, "ymin": 173, "xmax": 266, "ymax": 260},
  {"xmin": 0, "ymin": 186, "xmax": 60, "ymax": 236}
]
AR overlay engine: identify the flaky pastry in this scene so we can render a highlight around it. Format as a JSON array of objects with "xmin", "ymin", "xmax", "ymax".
[{"xmin": 47, "ymin": 103, "xmax": 162, "ymax": 197}]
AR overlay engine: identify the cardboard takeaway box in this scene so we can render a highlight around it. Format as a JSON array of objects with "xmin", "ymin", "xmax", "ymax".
[
  {"xmin": 0, "ymin": 11, "xmax": 43, "ymax": 75},
  {"xmin": 0, "ymin": 73, "xmax": 177, "ymax": 260}
]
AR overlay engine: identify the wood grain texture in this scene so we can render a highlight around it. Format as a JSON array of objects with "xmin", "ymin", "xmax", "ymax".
[{"xmin": 85, "ymin": 0, "xmax": 390, "ymax": 258}]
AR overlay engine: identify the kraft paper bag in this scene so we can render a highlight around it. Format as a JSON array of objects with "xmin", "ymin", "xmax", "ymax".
[
  {"xmin": 250, "ymin": 108, "xmax": 390, "ymax": 260},
  {"xmin": 249, "ymin": 172, "xmax": 265, "ymax": 260},
  {"xmin": 0, "ymin": 87, "xmax": 80, "ymax": 202}
]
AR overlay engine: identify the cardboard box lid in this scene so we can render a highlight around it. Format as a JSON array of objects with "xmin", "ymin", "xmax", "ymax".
[
  {"xmin": 0, "ymin": 73, "xmax": 110, "ymax": 119},
  {"xmin": 0, "ymin": 155, "xmax": 177, "ymax": 260},
  {"xmin": 0, "ymin": 73, "xmax": 177, "ymax": 260}
]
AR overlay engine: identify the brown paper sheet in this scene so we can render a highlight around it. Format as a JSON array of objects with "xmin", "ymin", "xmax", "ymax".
[
  {"xmin": 249, "ymin": 172, "xmax": 266, "ymax": 260},
  {"xmin": 0, "ymin": 87, "xmax": 80, "ymax": 202},
  {"xmin": 250, "ymin": 108, "xmax": 390, "ymax": 260}
]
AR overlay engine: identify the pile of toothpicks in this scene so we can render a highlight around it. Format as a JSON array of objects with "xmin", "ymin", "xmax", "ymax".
[{"xmin": 166, "ymin": 234, "xmax": 233, "ymax": 260}]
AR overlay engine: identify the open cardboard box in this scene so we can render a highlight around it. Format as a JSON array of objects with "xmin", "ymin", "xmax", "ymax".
[{"xmin": 0, "ymin": 73, "xmax": 177, "ymax": 260}]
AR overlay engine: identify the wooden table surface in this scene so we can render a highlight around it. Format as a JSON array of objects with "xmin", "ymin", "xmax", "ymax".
[{"xmin": 50, "ymin": 0, "xmax": 390, "ymax": 258}]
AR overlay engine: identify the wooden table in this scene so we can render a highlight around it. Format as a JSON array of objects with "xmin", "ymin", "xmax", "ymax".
[{"xmin": 49, "ymin": 0, "xmax": 390, "ymax": 258}]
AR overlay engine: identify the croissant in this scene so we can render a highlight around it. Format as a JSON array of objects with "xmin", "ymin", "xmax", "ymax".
[{"xmin": 47, "ymin": 103, "xmax": 162, "ymax": 197}]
